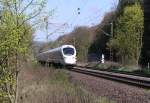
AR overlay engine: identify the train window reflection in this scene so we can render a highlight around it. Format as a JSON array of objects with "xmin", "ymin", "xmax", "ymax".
[{"xmin": 63, "ymin": 48, "xmax": 74, "ymax": 55}]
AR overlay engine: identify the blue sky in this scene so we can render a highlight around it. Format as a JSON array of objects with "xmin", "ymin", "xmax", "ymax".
[{"xmin": 34, "ymin": 0, "xmax": 119, "ymax": 42}]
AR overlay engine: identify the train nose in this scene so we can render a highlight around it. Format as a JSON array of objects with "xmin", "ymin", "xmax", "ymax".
[{"xmin": 64, "ymin": 56, "xmax": 76, "ymax": 64}]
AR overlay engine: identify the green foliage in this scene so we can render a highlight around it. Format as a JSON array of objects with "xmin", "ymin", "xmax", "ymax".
[
  {"xmin": 0, "ymin": 0, "xmax": 48, "ymax": 102},
  {"xmin": 0, "ymin": 10, "xmax": 33, "ymax": 103},
  {"xmin": 108, "ymin": 3, "xmax": 144, "ymax": 65}
]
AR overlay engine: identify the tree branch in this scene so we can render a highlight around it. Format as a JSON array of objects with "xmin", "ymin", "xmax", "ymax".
[
  {"xmin": 17, "ymin": 10, "xmax": 42, "ymax": 29},
  {"xmin": 19, "ymin": 0, "xmax": 34, "ymax": 15}
]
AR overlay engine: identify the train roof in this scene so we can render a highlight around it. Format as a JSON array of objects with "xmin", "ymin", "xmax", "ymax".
[
  {"xmin": 38, "ymin": 45, "xmax": 75, "ymax": 55},
  {"xmin": 61, "ymin": 45, "xmax": 75, "ymax": 48}
]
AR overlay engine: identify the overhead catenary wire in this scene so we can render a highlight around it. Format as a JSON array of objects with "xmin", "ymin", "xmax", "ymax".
[
  {"xmin": 45, "ymin": 0, "xmax": 99, "ymax": 41},
  {"xmin": 69, "ymin": 0, "xmax": 89, "ymax": 28},
  {"xmin": 80, "ymin": 11, "xmax": 102, "ymax": 26},
  {"xmin": 48, "ymin": 0, "xmax": 89, "ymax": 39},
  {"xmin": 45, "ymin": 0, "xmax": 79, "ymax": 40}
]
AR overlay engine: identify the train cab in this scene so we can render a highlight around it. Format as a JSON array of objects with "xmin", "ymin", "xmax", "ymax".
[{"xmin": 61, "ymin": 45, "xmax": 76, "ymax": 65}]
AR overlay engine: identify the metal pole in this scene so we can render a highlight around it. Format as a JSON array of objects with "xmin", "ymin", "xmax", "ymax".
[
  {"xmin": 44, "ymin": 17, "xmax": 49, "ymax": 42},
  {"xmin": 73, "ymin": 37, "xmax": 75, "ymax": 46},
  {"xmin": 110, "ymin": 22, "xmax": 113, "ymax": 61},
  {"xmin": 111, "ymin": 22, "xmax": 113, "ymax": 37}
]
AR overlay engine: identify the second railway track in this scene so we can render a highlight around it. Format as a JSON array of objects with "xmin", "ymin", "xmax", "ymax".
[{"xmin": 68, "ymin": 66, "xmax": 150, "ymax": 89}]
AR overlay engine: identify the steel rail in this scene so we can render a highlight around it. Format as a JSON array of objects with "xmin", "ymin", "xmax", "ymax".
[
  {"xmin": 69, "ymin": 66, "xmax": 150, "ymax": 88},
  {"xmin": 77, "ymin": 65, "xmax": 150, "ymax": 78}
]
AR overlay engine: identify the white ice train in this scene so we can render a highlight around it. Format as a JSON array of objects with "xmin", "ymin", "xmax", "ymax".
[{"xmin": 36, "ymin": 45, "xmax": 77, "ymax": 65}]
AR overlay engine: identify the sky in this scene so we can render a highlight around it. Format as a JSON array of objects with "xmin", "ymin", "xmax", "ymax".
[{"xmin": 34, "ymin": 0, "xmax": 119, "ymax": 42}]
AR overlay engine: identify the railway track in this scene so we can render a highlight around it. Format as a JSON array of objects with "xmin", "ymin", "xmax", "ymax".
[
  {"xmin": 79, "ymin": 66, "xmax": 150, "ymax": 78},
  {"xmin": 68, "ymin": 66, "xmax": 150, "ymax": 88}
]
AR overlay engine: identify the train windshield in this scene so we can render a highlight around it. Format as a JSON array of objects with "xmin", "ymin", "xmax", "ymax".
[{"xmin": 63, "ymin": 47, "xmax": 74, "ymax": 55}]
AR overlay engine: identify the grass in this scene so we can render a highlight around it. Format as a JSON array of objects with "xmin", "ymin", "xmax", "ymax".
[
  {"xmin": 133, "ymin": 68, "xmax": 150, "ymax": 75},
  {"xmin": 18, "ymin": 62, "xmax": 115, "ymax": 103},
  {"xmin": 96, "ymin": 62, "xmax": 150, "ymax": 76},
  {"xmin": 47, "ymin": 68, "xmax": 114, "ymax": 103}
]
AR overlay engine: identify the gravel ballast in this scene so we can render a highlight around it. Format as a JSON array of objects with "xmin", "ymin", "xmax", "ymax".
[{"xmin": 69, "ymin": 71, "xmax": 150, "ymax": 103}]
